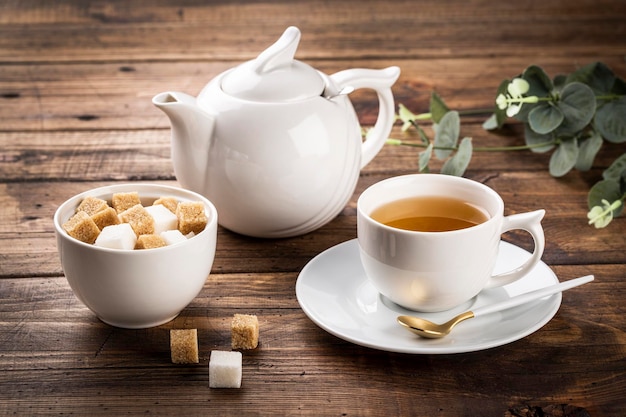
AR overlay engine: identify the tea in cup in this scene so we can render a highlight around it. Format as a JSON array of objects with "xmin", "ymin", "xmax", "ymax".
[{"xmin": 357, "ymin": 174, "xmax": 545, "ymax": 312}]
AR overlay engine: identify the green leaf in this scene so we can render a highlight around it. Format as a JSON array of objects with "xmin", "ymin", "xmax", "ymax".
[
  {"xmin": 441, "ymin": 137, "xmax": 472, "ymax": 176},
  {"xmin": 524, "ymin": 124, "xmax": 555, "ymax": 153},
  {"xmin": 398, "ymin": 103, "xmax": 414, "ymax": 121},
  {"xmin": 482, "ymin": 113, "xmax": 499, "ymax": 130},
  {"xmin": 429, "ymin": 92, "xmax": 450, "ymax": 124},
  {"xmin": 611, "ymin": 76, "xmax": 626, "ymax": 95},
  {"xmin": 602, "ymin": 153, "xmax": 626, "ymax": 182},
  {"xmin": 433, "ymin": 110, "xmax": 460, "ymax": 160},
  {"xmin": 595, "ymin": 96, "xmax": 626, "ymax": 143},
  {"xmin": 575, "ymin": 132, "xmax": 603, "ymax": 171},
  {"xmin": 556, "ymin": 82, "xmax": 596, "ymax": 134},
  {"xmin": 553, "ymin": 74, "xmax": 567, "ymax": 92},
  {"xmin": 566, "ymin": 62, "xmax": 615, "ymax": 95},
  {"xmin": 514, "ymin": 66, "xmax": 553, "ymax": 123},
  {"xmin": 588, "ymin": 179, "xmax": 624, "ymax": 217},
  {"xmin": 522, "ymin": 65, "xmax": 554, "ymax": 97},
  {"xmin": 528, "ymin": 103, "xmax": 564, "ymax": 134},
  {"xmin": 549, "ymin": 138, "xmax": 579, "ymax": 177},
  {"xmin": 418, "ymin": 143, "xmax": 433, "ymax": 173}
]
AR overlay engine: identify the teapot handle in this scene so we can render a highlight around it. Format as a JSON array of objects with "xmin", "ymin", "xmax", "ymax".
[{"xmin": 330, "ymin": 66, "xmax": 400, "ymax": 168}]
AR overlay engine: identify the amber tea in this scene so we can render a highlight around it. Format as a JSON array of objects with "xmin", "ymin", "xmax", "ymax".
[{"xmin": 370, "ymin": 196, "xmax": 490, "ymax": 232}]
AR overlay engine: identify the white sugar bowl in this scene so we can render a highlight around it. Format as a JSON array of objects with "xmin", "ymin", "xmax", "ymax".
[{"xmin": 54, "ymin": 183, "xmax": 218, "ymax": 329}]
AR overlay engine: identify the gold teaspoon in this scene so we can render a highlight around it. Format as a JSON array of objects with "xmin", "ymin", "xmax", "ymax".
[{"xmin": 397, "ymin": 275, "xmax": 594, "ymax": 339}]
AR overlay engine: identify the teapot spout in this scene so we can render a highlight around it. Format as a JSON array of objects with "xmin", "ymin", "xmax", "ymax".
[{"xmin": 152, "ymin": 92, "xmax": 215, "ymax": 194}]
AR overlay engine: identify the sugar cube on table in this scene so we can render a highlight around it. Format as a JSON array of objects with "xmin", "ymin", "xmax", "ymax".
[
  {"xmin": 94, "ymin": 223, "xmax": 137, "ymax": 250},
  {"xmin": 145, "ymin": 204, "xmax": 178, "ymax": 234},
  {"xmin": 209, "ymin": 350, "xmax": 242, "ymax": 388},
  {"xmin": 231, "ymin": 314, "xmax": 259, "ymax": 350},
  {"xmin": 160, "ymin": 229, "xmax": 187, "ymax": 245},
  {"xmin": 170, "ymin": 329, "xmax": 199, "ymax": 364}
]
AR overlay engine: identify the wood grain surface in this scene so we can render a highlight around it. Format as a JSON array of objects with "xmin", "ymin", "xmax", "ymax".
[{"xmin": 1, "ymin": 1, "xmax": 625, "ymax": 416}]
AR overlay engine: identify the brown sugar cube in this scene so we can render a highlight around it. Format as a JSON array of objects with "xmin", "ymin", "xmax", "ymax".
[
  {"xmin": 90, "ymin": 206, "xmax": 120, "ymax": 230},
  {"xmin": 231, "ymin": 314, "xmax": 259, "ymax": 350},
  {"xmin": 176, "ymin": 201, "xmax": 208, "ymax": 235},
  {"xmin": 76, "ymin": 196, "xmax": 109, "ymax": 216},
  {"xmin": 153, "ymin": 197, "xmax": 178, "ymax": 214},
  {"xmin": 62, "ymin": 211, "xmax": 101, "ymax": 244},
  {"xmin": 112, "ymin": 192, "xmax": 141, "ymax": 214},
  {"xmin": 170, "ymin": 329, "xmax": 199, "ymax": 364},
  {"xmin": 119, "ymin": 204, "xmax": 154, "ymax": 236},
  {"xmin": 135, "ymin": 234, "xmax": 167, "ymax": 249}
]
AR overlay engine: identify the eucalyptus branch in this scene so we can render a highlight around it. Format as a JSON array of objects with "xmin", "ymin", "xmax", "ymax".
[{"xmin": 388, "ymin": 61, "xmax": 626, "ymax": 229}]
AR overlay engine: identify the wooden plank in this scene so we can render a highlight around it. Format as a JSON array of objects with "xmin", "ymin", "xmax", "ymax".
[
  {"xmin": 1, "ymin": 122, "xmax": 624, "ymax": 183},
  {"xmin": 0, "ymin": 0, "xmax": 625, "ymax": 62},
  {"xmin": 0, "ymin": 265, "xmax": 623, "ymax": 415},
  {"xmin": 1, "ymin": 167, "xmax": 625, "ymax": 279},
  {"xmin": 2, "ymin": 57, "xmax": 626, "ymax": 132},
  {"xmin": 0, "ymin": 0, "xmax": 624, "ymax": 416},
  {"xmin": 0, "ymin": 140, "xmax": 617, "ymax": 213},
  {"xmin": 0, "ymin": 131, "xmax": 174, "ymax": 181}
]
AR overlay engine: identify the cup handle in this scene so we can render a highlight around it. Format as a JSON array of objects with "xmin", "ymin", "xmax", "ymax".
[
  {"xmin": 484, "ymin": 209, "xmax": 546, "ymax": 289},
  {"xmin": 329, "ymin": 66, "xmax": 400, "ymax": 168}
]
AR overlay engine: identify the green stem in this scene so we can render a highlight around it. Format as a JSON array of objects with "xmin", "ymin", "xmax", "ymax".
[
  {"xmin": 412, "ymin": 113, "xmax": 433, "ymax": 121},
  {"xmin": 386, "ymin": 138, "xmax": 555, "ymax": 152},
  {"xmin": 596, "ymin": 93, "xmax": 623, "ymax": 101},
  {"xmin": 474, "ymin": 142, "xmax": 553, "ymax": 152},
  {"xmin": 409, "ymin": 108, "xmax": 494, "ymax": 121}
]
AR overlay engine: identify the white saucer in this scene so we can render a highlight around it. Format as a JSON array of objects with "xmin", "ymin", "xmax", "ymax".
[{"xmin": 296, "ymin": 239, "xmax": 561, "ymax": 354}]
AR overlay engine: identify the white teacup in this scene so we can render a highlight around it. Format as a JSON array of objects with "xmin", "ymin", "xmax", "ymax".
[{"xmin": 357, "ymin": 174, "xmax": 545, "ymax": 312}]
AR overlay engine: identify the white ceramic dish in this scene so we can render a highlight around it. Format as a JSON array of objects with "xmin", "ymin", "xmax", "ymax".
[
  {"xmin": 296, "ymin": 239, "xmax": 561, "ymax": 354},
  {"xmin": 54, "ymin": 183, "xmax": 218, "ymax": 329}
]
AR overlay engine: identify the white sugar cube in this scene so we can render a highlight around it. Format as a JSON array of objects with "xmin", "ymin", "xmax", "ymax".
[
  {"xmin": 145, "ymin": 204, "xmax": 178, "ymax": 234},
  {"xmin": 160, "ymin": 229, "xmax": 187, "ymax": 246},
  {"xmin": 94, "ymin": 223, "xmax": 137, "ymax": 250},
  {"xmin": 209, "ymin": 350, "xmax": 242, "ymax": 388}
]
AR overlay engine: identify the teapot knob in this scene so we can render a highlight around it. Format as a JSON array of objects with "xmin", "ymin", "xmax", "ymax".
[
  {"xmin": 252, "ymin": 26, "xmax": 301, "ymax": 74},
  {"xmin": 220, "ymin": 26, "xmax": 324, "ymax": 101}
]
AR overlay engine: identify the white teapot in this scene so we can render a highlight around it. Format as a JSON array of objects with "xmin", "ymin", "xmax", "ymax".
[{"xmin": 153, "ymin": 26, "xmax": 400, "ymax": 237}]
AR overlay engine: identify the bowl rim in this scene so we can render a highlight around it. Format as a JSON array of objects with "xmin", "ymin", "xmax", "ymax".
[{"xmin": 54, "ymin": 183, "xmax": 218, "ymax": 253}]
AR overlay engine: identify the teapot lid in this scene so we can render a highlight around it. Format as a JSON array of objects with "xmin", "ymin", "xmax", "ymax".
[{"xmin": 220, "ymin": 27, "xmax": 324, "ymax": 102}]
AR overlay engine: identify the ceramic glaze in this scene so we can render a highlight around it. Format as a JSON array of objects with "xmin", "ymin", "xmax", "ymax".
[
  {"xmin": 54, "ymin": 184, "xmax": 218, "ymax": 329},
  {"xmin": 153, "ymin": 27, "xmax": 400, "ymax": 237},
  {"xmin": 357, "ymin": 174, "xmax": 546, "ymax": 312}
]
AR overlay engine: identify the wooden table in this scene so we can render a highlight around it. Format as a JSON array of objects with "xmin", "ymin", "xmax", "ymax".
[{"xmin": 1, "ymin": 1, "xmax": 625, "ymax": 415}]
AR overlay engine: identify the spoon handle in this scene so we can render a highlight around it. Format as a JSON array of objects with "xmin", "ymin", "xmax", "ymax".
[{"xmin": 472, "ymin": 275, "xmax": 594, "ymax": 318}]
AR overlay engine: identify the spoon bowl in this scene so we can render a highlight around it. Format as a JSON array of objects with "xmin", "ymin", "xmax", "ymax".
[
  {"xmin": 398, "ymin": 311, "xmax": 475, "ymax": 339},
  {"xmin": 397, "ymin": 275, "xmax": 594, "ymax": 339}
]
